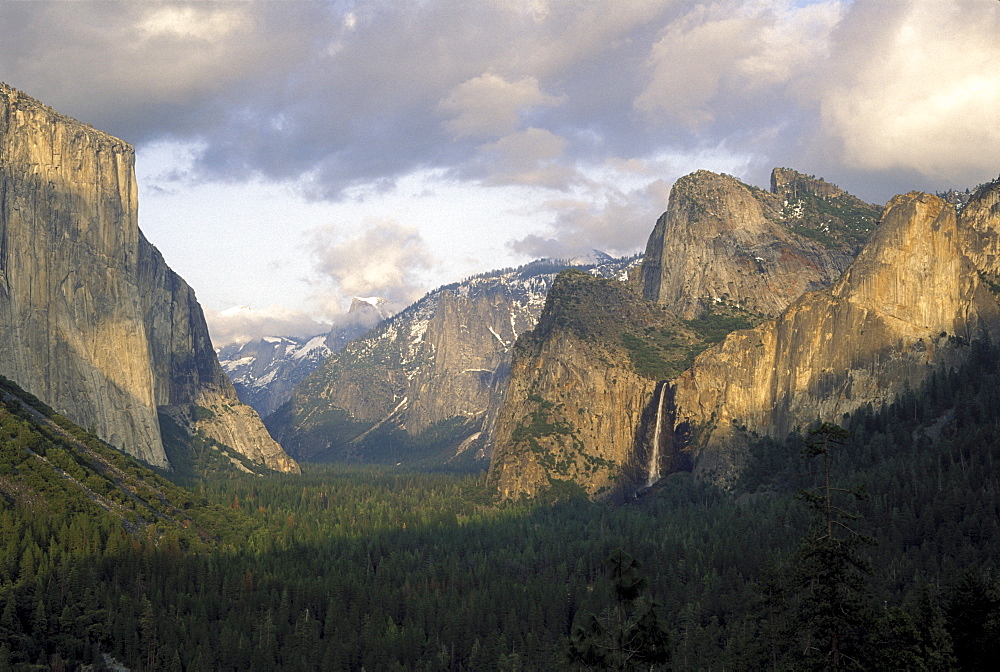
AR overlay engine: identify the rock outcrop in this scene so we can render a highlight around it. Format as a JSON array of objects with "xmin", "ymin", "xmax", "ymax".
[
  {"xmin": 270, "ymin": 257, "xmax": 641, "ymax": 466},
  {"xmin": 138, "ymin": 235, "xmax": 299, "ymax": 473},
  {"xmin": 218, "ymin": 334, "xmax": 332, "ymax": 418},
  {"xmin": 217, "ymin": 298, "xmax": 389, "ymax": 419},
  {"xmin": 487, "ymin": 270, "xmax": 703, "ymax": 499},
  {"xmin": 0, "ymin": 83, "xmax": 298, "ymax": 473},
  {"xmin": 671, "ymin": 186, "xmax": 1000, "ymax": 484},
  {"xmin": 638, "ymin": 169, "xmax": 875, "ymax": 320},
  {"xmin": 271, "ymin": 263, "xmax": 560, "ymax": 464},
  {"xmin": 489, "ymin": 169, "xmax": 876, "ymax": 499},
  {"xmin": 0, "ymin": 84, "xmax": 166, "ymax": 465}
]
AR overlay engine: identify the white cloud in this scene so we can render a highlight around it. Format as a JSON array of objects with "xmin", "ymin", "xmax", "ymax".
[
  {"xmin": 635, "ymin": 0, "xmax": 844, "ymax": 129},
  {"xmin": 439, "ymin": 73, "xmax": 564, "ymax": 139},
  {"xmin": 204, "ymin": 305, "xmax": 330, "ymax": 347},
  {"xmin": 478, "ymin": 127, "xmax": 574, "ymax": 188},
  {"xmin": 813, "ymin": 0, "xmax": 1000, "ymax": 182},
  {"xmin": 508, "ymin": 176, "xmax": 673, "ymax": 259},
  {"xmin": 137, "ymin": 6, "xmax": 244, "ymax": 41},
  {"xmin": 309, "ymin": 219, "xmax": 436, "ymax": 318}
]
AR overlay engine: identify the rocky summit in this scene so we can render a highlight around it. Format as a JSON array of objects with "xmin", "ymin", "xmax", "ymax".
[
  {"xmin": 487, "ymin": 269, "xmax": 704, "ymax": 500},
  {"xmin": 0, "ymin": 83, "xmax": 298, "ymax": 473},
  {"xmin": 671, "ymin": 185, "xmax": 1000, "ymax": 485},
  {"xmin": 488, "ymin": 171, "xmax": 1000, "ymax": 500},
  {"xmin": 269, "ymin": 257, "xmax": 641, "ymax": 467},
  {"xmin": 638, "ymin": 169, "xmax": 876, "ymax": 321},
  {"xmin": 218, "ymin": 334, "xmax": 332, "ymax": 419},
  {"xmin": 490, "ymin": 168, "xmax": 881, "ymax": 499},
  {"xmin": 217, "ymin": 297, "xmax": 390, "ymax": 419}
]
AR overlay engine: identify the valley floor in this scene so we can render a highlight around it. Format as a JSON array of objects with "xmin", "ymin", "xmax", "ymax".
[{"xmin": 3, "ymin": 341, "xmax": 1000, "ymax": 669}]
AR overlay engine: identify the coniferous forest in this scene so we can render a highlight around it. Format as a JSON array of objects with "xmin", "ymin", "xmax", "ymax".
[{"xmin": 2, "ymin": 342, "xmax": 1000, "ymax": 670}]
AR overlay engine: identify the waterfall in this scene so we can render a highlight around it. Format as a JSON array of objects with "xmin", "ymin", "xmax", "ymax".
[{"xmin": 647, "ymin": 382, "xmax": 667, "ymax": 487}]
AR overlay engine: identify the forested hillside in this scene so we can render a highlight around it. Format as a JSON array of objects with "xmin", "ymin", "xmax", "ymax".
[{"xmin": 2, "ymin": 340, "xmax": 1000, "ymax": 668}]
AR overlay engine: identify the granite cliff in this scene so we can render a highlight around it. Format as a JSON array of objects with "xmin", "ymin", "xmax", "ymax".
[
  {"xmin": 671, "ymin": 186, "xmax": 1000, "ymax": 484},
  {"xmin": 0, "ymin": 83, "xmax": 297, "ymax": 473},
  {"xmin": 638, "ymin": 169, "xmax": 876, "ymax": 321},
  {"xmin": 487, "ymin": 270, "xmax": 703, "ymax": 499},
  {"xmin": 490, "ymin": 179, "xmax": 1000, "ymax": 499},
  {"xmin": 270, "ymin": 257, "xmax": 640, "ymax": 467},
  {"xmin": 138, "ymin": 236, "xmax": 299, "ymax": 473},
  {"xmin": 489, "ymin": 169, "xmax": 875, "ymax": 499}
]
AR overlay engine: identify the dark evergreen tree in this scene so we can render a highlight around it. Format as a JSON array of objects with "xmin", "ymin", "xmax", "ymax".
[
  {"xmin": 568, "ymin": 549, "xmax": 670, "ymax": 670},
  {"xmin": 791, "ymin": 423, "xmax": 875, "ymax": 668},
  {"xmin": 947, "ymin": 569, "xmax": 1000, "ymax": 670}
]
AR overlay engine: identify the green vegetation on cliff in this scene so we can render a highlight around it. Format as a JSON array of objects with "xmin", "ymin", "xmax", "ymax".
[
  {"xmin": 773, "ymin": 169, "xmax": 881, "ymax": 252},
  {"xmin": 158, "ymin": 412, "xmax": 275, "ymax": 487},
  {"xmin": 491, "ymin": 271, "xmax": 706, "ymax": 498},
  {"xmin": 532, "ymin": 269, "xmax": 707, "ymax": 381}
]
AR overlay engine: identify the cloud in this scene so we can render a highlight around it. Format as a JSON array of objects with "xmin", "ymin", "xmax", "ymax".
[
  {"xmin": 0, "ymin": 3, "xmax": 315, "ymax": 143},
  {"xmin": 308, "ymin": 219, "xmax": 435, "ymax": 317},
  {"xmin": 137, "ymin": 5, "xmax": 244, "ymax": 41},
  {"xmin": 509, "ymin": 176, "xmax": 674, "ymax": 260},
  {"xmin": 0, "ymin": 1, "xmax": 684, "ymax": 200},
  {"xmin": 4, "ymin": 0, "xmax": 999, "ymax": 221},
  {"xmin": 635, "ymin": 0, "xmax": 844, "ymax": 130},
  {"xmin": 204, "ymin": 305, "xmax": 330, "ymax": 348},
  {"xmin": 476, "ymin": 128, "xmax": 575, "ymax": 189},
  {"xmin": 810, "ymin": 0, "xmax": 1000, "ymax": 185},
  {"xmin": 439, "ymin": 73, "xmax": 563, "ymax": 139}
]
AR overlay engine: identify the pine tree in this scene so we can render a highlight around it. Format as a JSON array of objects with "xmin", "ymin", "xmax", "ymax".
[
  {"xmin": 791, "ymin": 423, "xmax": 875, "ymax": 668},
  {"xmin": 568, "ymin": 549, "xmax": 670, "ymax": 670}
]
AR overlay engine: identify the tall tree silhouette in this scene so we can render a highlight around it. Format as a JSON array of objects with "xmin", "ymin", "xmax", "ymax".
[
  {"xmin": 792, "ymin": 423, "xmax": 875, "ymax": 668},
  {"xmin": 568, "ymin": 548, "xmax": 671, "ymax": 670}
]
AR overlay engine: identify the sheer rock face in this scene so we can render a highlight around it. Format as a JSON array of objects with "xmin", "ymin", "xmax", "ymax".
[
  {"xmin": 273, "ymin": 270, "xmax": 553, "ymax": 463},
  {"xmin": 489, "ymin": 169, "xmax": 874, "ymax": 500},
  {"xmin": 138, "ymin": 235, "xmax": 299, "ymax": 473},
  {"xmin": 487, "ymin": 271, "xmax": 695, "ymax": 500},
  {"xmin": 0, "ymin": 84, "xmax": 297, "ymax": 473},
  {"xmin": 637, "ymin": 169, "xmax": 867, "ymax": 320},
  {"xmin": 673, "ymin": 189, "xmax": 1000, "ymax": 484},
  {"xmin": 273, "ymin": 258, "xmax": 641, "ymax": 465},
  {"xmin": 958, "ymin": 179, "xmax": 1000, "ymax": 276},
  {"xmin": 0, "ymin": 84, "xmax": 165, "ymax": 465}
]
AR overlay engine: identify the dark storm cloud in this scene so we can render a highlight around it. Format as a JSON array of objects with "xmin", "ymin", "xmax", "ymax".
[{"xmin": 3, "ymin": 0, "xmax": 999, "ymax": 238}]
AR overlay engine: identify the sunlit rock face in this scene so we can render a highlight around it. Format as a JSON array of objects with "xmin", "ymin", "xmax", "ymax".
[
  {"xmin": 0, "ymin": 84, "xmax": 165, "ymax": 465},
  {"xmin": 638, "ymin": 168, "xmax": 874, "ymax": 321},
  {"xmin": 270, "ymin": 257, "xmax": 642, "ymax": 467},
  {"xmin": 486, "ymin": 271, "xmax": 697, "ymax": 500},
  {"xmin": 673, "ymin": 187, "xmax": 1000, "ymax": 485},
  {"xmin": 0, "ymin": 83, "xmax": 298, "ymax": 473},
  {"xmin": 488, "ymin": 169, "xmax": 875, "ymax": 500}
]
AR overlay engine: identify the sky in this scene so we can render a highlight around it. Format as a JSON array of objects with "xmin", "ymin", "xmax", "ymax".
[{"xmin": 3, "ymin": 0, "xmax": 999, "ymax": 346}]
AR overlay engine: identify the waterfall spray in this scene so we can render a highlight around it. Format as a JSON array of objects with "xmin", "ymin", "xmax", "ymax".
[{"xmin": 647, "ymin": 382, "xmax": 667, "ymax": 487}]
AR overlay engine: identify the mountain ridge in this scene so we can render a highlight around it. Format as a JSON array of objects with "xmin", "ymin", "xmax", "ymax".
[
  {"xmin": 671, "ymin": 185, "xmax": 1000, "ymax": 485},
  {"xmin": 269, "ymin": 256, "xmax": 642, "ymax": 467},
  {"xmin": 0, "ymin": 83, "xmax": 298, "ymax": 474},
  {"xmin": 488, "ymin": 168, "xmax": 890, "ymax": 499}
]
